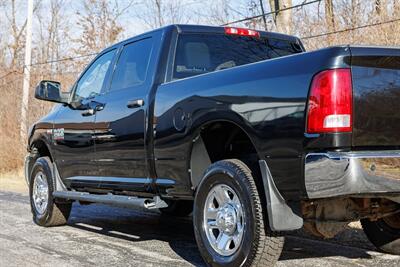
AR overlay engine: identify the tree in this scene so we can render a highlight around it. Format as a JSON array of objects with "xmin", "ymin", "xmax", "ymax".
[
  {"xmin": 204, "ymin": 0, "xmax": 233, "ymax": 26},
  {"xmin": 324, "ymin": 0, "xmax": 335, "ymax": 44},
  {"xmin": 269, "ymin": 0, "xmax": 292, "ymax": 34},
  {"xmin": 134, "ymin": 0, "xmax": 188, "ymax": 29},
  {"xmin": 3, "ymin": 0, "xmax": 39, "ymax": 70},
  {"xmin": 395, "ymin": 0, "xmax": 400, "ymax": 17},
  {"xmin": 74, "ymin": 0, "xmax": 134, "ymax": 54},
  {"xmin": 375, "ymin": 0, "xmax": 387, "ymax": 17},
  {"xmin": 35, "ymin": 0, "xmax": 70, "ymax": 75},
  {"xmin": 244, "ymin": 0, "xmax": 267, "ymax": 30}
]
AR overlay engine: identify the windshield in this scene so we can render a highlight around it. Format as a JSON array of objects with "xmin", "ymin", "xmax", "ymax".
[{"xmin": 173, "ymin": 33, "xmax": 303, "ymax": 80}]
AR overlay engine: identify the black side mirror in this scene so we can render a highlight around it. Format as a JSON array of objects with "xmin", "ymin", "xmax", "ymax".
[{"xmin": 35, "ymin": 80, "xmax": 69, "ymax": 104}]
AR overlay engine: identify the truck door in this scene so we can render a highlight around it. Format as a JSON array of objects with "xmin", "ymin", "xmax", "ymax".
[
  {"xmin": 94, "ymin": 37, "xmax": 155, "ymax": 192},
  {"xmin": 53, "ymin": 49, "xmax": 116, "ymax": 189}
]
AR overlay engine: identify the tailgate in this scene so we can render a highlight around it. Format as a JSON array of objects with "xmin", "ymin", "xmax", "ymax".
[{"xmin": 350, "ymin": 46, "xmax": 400, "ymax": 148}]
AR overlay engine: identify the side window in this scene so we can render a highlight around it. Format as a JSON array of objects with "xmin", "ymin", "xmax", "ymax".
[
  {"xmin": 109, "ymin": 38, "xmax": 153, "ymax": 92},
  {"xmin": 73, "ymin": 50, "xmax": 115, "ymax": 101}
]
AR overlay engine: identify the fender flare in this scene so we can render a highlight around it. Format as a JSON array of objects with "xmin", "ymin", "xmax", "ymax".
[{"xmin": 25, "ymin": 135, "xmax": 54, "ymax": 186}]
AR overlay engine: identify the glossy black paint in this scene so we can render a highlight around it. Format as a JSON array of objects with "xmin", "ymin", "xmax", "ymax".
[
  {"xmin": 50, "ymin": 48, "xmax": 118, "ymax": 189},
  {"xmin": 93, "ymin": 36, "xmax": 158, "ymax": 191},
  {"xmin": 349, "ymin": 47, "xmax": 400, "ymax": 149},
  {"xmin": 154, "ymin": 45, "xmax": 352, "ymax": 200},
  {"xmin": 52, "ymin": 104, "xmax": 98, "ymax": 184},
  {"xmin": 27, "ymin": 25, "xmax": 399, "ymax": 202}
]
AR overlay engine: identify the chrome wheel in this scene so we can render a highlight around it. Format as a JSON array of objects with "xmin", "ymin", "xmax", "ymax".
[
  {"xmin": 32, "ymin": 171, "xmax": 49, "ymax": 215},
  {"xmin": 203, "ymin": 184, "xmax": 245, "ymax": 256}
]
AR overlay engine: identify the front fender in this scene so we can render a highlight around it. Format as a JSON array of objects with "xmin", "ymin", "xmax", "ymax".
[{"xmin": 25, "ymin": 113, "xmax": 57, "ymax": 185}]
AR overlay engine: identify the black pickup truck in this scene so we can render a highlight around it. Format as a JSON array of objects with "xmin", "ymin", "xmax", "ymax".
[{"xmin": 26, "ymin": 25, "xmax": 399, "ymax": 266}]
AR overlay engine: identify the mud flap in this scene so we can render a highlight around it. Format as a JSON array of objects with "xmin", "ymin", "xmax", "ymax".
[
  {"xmin": 52, "ymin": 162, "xmax": 68, "ymax": 192},
  {"xmin": 259, "ymin": 160, "xmax": 303, "ymax": 231}
]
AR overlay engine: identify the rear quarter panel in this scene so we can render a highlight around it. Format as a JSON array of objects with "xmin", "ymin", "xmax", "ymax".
[{"xmin": 153, "ymin": 46, "xmax": 352, "ymax": 200}]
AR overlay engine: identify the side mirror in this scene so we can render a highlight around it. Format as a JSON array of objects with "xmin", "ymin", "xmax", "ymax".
[{"xmin": 35, "ymin": 80, "xmax": 69, "ymax": 104}]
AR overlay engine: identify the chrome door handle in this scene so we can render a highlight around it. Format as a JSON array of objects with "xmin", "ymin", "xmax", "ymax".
[
  {"xmin": 81, "ymin": 108, "xmax": 95, "ymax": 116},
  {"xmin": 127, "ymin": 99, "xmax": 144, "ymax": 109},
  {"xmin": 81, "ymin": 101, "xmax": 105, "ymax": 116},
  {"xmin": 94, "ymin": 102, "xmax": 105, "ymax": 111}
]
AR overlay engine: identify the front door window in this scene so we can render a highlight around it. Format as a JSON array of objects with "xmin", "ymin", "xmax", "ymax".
[{"xmin": 73, "ymin": 50, "xmax": 115, "ymax": 101}]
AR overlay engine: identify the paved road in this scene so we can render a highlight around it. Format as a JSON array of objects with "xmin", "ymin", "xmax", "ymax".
[{"xmin": 1, "ymin": 191, "xmax": 399, "ymax": 267}]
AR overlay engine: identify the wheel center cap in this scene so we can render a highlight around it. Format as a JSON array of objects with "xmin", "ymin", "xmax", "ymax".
[{"xmin": 216, "ymin": 204, "xmax": 237, "ymax": 234}]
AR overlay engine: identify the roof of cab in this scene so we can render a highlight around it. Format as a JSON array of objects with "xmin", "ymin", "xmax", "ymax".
[
  {"xmin": 174, "ymin": 24, "xmax": 301, "ymax": 43},
  {"xmin": 101, "ymin": 24, "xmax": 303, "ymax": 55}
]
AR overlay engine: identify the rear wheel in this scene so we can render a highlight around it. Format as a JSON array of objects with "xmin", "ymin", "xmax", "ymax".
[
  {"xmin": 361, "ymin": 213, "xmax": 400, "ymax": 255},
  {"xmin": 29, "ymin": 157, "xmax": 72, "ymax": 227},
  {"xmin": 193, "ymin": 159, "xmax": 284, "ymax": 267}
]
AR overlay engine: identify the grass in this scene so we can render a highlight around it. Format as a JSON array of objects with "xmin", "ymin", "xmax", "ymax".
[{"xmin": 0, "ymin": 169, "xmax": 27, "ymax": 194}]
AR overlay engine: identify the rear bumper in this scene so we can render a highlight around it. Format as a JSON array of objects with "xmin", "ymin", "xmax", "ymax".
[{"xmin": 304, "ymin": 150, "xmax": 400, "ymax": 199}]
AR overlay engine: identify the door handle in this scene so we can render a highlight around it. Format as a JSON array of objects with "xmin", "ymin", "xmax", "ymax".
[
  {"xmin": 81, "ymin": 108, "xmax": 95, "ymax": 116},
  {"xmin": 94, "ymin": 102, "xmax": 105, "ymax": 111},
  {"xmin": 81, "ymin": 101, "xmax": 105, "ymax": 116},
  {"xmin": 127, "ymin": 99, "xmax": 144, "ymax": 109}
]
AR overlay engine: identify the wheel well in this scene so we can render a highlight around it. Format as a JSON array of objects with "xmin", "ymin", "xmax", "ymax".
[
  {"xmin": 31, "ymin": 139, "xmax": 52, "ymax": 161},
  {"xmin": 190, "ymin": 121, "xmax": 263, "ymax": 193},
  {"xmin": 200, "ymin": 121, "xmax": 259, "ymax": 164},
  {"xmin": 190, "ymin": 121, "xmax": 269, "ymax": 225},
  {"xmin": 26, "ymin": 140, "xmax": 53, "ymax": 184}
]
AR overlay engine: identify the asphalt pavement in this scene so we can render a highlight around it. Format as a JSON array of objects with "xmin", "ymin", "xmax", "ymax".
[{"xmin": 1, "ymin": 190, "xmax": 399, "ymax": 267}]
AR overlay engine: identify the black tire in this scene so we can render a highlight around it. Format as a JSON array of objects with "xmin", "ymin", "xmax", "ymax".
[
  {"xmin": 193, "ymin": 159, "xmax": 284, "ymax": 267},
  {"xmin": 29, "ymin": 157, "xmax": 72, "ymax": 227},
  {"xmin": 361, "ymin": 214, "xmax": 400, "ymax": 255},
  {"xmin": 160, "ymin": 200, "xmax": 193, "ymax": 217}
]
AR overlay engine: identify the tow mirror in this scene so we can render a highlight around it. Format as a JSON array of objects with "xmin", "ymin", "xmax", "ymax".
[{"xmin": 35, "ymin": 80, "xmax": 69, "ymax": 104}]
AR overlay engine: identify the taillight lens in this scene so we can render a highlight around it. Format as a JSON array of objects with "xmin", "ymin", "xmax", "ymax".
[
  {"xmin": 306, "ymin": 69, "xmax": 353, "ymax": 133},
  {"xmin": 224, "ymin": 27, "xmax": 260, "ymax": 38}
]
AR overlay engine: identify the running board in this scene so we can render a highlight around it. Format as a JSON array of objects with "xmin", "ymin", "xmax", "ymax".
[{"xmin": 53, "ymin": 191, "xmax": 168, "ymax": 210}]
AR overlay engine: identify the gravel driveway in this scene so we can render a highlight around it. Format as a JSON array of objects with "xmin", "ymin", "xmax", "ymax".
[{"xmin": 0, "ymin": 190, "xmax": 399, "ymax": 267}]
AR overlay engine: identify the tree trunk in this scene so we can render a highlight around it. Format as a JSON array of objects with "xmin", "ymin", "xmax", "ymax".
[
  {"xmin": 269, "ymin": 0, "xmax": 292, "ymax": 34},
  {"xmin": 324, "ymin": 0, "xmax": 335, "ymax": 45}
]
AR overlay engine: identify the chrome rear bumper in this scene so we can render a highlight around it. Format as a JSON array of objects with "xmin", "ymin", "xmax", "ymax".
[{"xmin": 305, "ymin": 150, "xmax": 400, "ymax": 199}]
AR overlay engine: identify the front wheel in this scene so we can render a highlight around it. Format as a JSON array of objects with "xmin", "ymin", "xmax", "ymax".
[
  {"xmin": 29, "ymin": 157, "xmax": 72, "ymax": 227},
  {"xmin": 193, "ymin": 159, "xmax": 284, "ymax": 267},
  {"xmin": 361, "ymin": 213, "xmax": 400, "ymax": 254}
]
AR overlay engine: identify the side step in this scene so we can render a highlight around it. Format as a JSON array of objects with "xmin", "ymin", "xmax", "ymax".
[{"xmin": 53, "ymin": 191, "xmax": 168, "ymax": 210}]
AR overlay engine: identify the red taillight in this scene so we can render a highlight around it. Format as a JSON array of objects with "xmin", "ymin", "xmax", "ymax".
[
  {"xmin": 306, "ymin": 69, "xmax": 353, "ymax": 133},
  {"xmin": 224, "ymin": 27, "xmax": 260, "ymax": 38}
]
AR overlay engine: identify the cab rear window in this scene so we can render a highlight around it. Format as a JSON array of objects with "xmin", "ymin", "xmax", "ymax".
[{"xmin": 173, "ymin": 33, "xmax": 302, "ymax": 80}]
